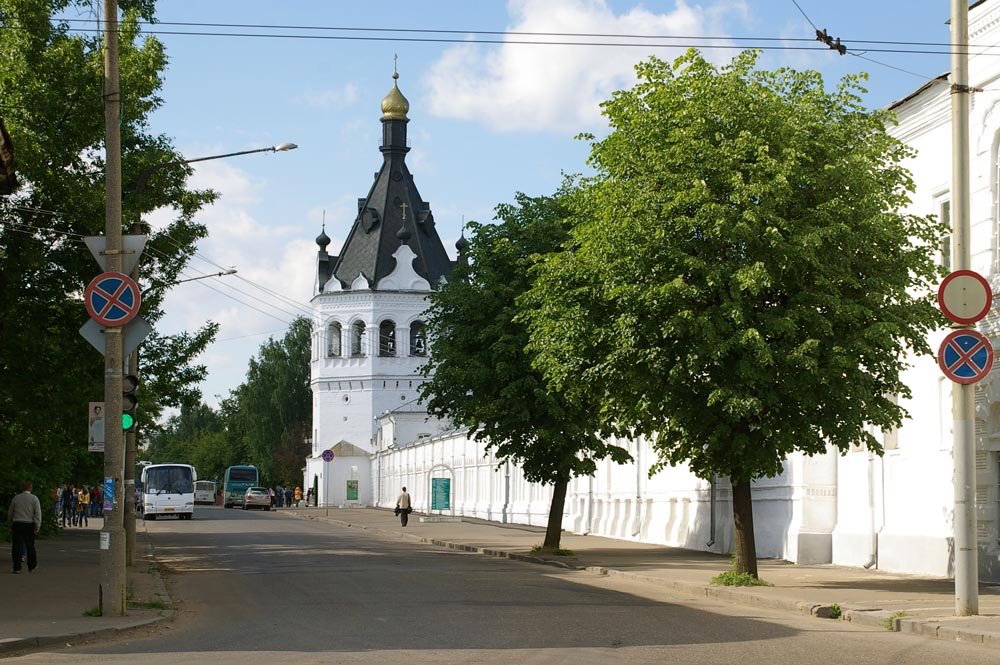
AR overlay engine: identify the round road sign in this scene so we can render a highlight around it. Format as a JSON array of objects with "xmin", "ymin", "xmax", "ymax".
[
  {"xmin": 321, "ymin": 449, "xmax": 334, "ymax": 462},
  {"xmin": 938, "ymin": 270, "xmax": 992, "ymax": 325},
  {"xmin": 85, "ymin": 272, "xmax": 142, "ymax": 327},
  {"xmin": 938, "ymin": 329, "xmax": 994, "ymax": 385}
]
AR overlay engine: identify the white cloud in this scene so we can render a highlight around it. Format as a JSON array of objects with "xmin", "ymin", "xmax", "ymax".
[
  {"xmin": 423, "ymin": 0, "xmax": 744, "ymax": 133},
  {"xmin": 301, "ymin": 82, "xmax": 360, "ymax": 108}
]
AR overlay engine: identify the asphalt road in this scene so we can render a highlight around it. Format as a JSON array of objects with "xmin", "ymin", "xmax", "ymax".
[{"xmin": 6, "ymin": 507, "xmax": 1000, "ymax": 664}]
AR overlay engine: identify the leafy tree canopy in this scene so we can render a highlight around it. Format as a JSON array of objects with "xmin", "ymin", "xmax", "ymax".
[
  {"xmin": 420, "ymin": 193, "xmax": 630, "ymax": 548},
  {"xmin": 0, "ymin": 0, "xmax": 217, "ymax": 503},
  {"xmin": 522, "ymin": 50, "xmax": 945, "ymax": 571}
]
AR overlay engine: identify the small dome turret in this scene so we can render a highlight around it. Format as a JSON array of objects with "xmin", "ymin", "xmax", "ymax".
[
  {"xmin": 316, "ymin": 224, "xmax": 331, "ymax": 250},
  {"xmin": 381, "ymin": 72, "xmax": 410, "ymax": 121}
]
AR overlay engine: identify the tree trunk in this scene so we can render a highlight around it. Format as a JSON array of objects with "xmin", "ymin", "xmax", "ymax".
[
  {"xmin": 731, "ymin": 477, "xmax": 758, "ymax": 578},
  {"xmin": 542, "ymin": 475, "xmax": 570, "ymax": 550}
]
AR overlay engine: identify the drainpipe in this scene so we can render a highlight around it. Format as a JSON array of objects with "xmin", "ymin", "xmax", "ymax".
[
  {"xmin": 706, "ymin": 474, "xmax": 717, "ymax": 548},
  {"xmin": 501, "ymin": 461, "xmax": 510, "ymax": 524},
  {"xmin": 864, "ymin": 451, "xmax": 878, "ymax": 569},
  {"xmin": 584, "ymin": 474, "xmax": 594, "ymax": 535},
  {"xmin": 632, "ymin": 441, "xmax": 642, "ymax": 537}
]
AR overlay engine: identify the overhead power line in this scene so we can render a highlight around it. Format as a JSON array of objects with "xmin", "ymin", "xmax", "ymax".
[{"xmin": 0, "ymin": 18, "xmax": 991, "ymax": 56}]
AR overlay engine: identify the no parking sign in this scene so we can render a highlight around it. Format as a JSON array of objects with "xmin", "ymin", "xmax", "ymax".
[{"xmin": 84, "ymin": 272, "xmax": 141, "ymax": 327}]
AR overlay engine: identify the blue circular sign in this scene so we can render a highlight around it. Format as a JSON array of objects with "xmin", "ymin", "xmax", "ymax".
[
  {"xmin": 85, "ymin": 272, "xmax": 141, "ymax": 327},
  {"xmin": 939, "ymin": 330, "xmax": 994, "ymax": 385},
  {"xmin": 321, "ymin": 449, "xmax": 334, "ymax": 462}
]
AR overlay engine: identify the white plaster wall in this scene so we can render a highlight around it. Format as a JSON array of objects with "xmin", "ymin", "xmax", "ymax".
[{"xmin": 372, "ymin": 429, "xmax": 814, "ymax": 561}]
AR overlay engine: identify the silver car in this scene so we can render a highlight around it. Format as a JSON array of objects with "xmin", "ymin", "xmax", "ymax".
[{"xmin": 242, "ymin": 487, "xmax": 271, "ymax": 511}]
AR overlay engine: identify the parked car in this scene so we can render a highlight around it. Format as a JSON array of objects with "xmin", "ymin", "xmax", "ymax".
[{"xmin": 242, "ymin": 487, "xmax": 271, "ymax": 511}]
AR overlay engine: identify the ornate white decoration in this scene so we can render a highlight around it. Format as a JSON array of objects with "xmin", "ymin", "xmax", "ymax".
[{"xmin": 376, "ymin": 245, "xmax": 431, "ymax": 291}]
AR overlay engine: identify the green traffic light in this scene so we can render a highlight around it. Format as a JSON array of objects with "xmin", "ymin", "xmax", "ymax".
[{"xmin": 122, "ymin": 413, "xmax": 135, "ymax": 430}]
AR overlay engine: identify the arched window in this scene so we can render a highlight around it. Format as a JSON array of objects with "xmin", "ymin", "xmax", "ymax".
[
  {"xmin": 379, "ymin": 320, "xmax": 396, "ymax": 357},
  {"xmin": 410, "ymin": 320, "xmax": 427, "ymax": 356},
  {"xmin": 351, "ymin": 322, "xmax": 366, "ymax": 357},
  {"xmin": 327, "ymin": 322, "xmax": 342, "ymax": 357}
]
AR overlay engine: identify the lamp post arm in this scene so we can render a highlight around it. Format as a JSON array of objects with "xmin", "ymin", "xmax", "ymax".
[{"xmin": 134, "ymin": 143, "xmax": 297, "ymax": 198}]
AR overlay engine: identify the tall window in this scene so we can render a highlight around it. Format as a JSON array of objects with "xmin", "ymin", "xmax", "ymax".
[
  {"xmin": 351, "ymin": 322, "xmax": 366, "ymax": 357},
  {"xmin": 327, "ymin": 322, "xmax": 342, "ymax": 357},
  {"xmin": 410, "ymin": 320, "xmax": 427, "ymax": 356},
  {"xmin": 940, "ymin": 199, "xmax": 952, "ymax": 272},
  {"xmin": 379, "ymin": 320, "xmax": 396, "ymax": 357}
]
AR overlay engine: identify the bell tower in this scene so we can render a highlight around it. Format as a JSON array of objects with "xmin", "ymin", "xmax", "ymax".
[{"xmin": 305, "ymin": 68, "xmax": 456, "ymax": 507}]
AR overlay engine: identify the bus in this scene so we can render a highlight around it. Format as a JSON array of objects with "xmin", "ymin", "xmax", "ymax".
[
  {"xmin": 141, "ymin": 463, "xmax": 197, "ymax": 521},
  {"xmin": 193, "ymin": 480, "xmax": 217, "ymax": 505},
  {"xmin": 223, "ymin": 465, "xmax": 259, "ymax": 508}
]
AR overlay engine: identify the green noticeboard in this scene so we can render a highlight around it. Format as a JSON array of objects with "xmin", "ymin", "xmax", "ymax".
[
  {"xmin": 431, "ymin": 477, "xmax": 450, "ymax": 511},
  {"xmin": 346, "ymin": 479, "xmax": 358, "ymax": 501}
]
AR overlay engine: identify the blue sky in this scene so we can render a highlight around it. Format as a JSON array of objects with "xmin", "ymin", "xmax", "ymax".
[{"xmin": 81, "ymin": 0, "xmax": 960, "ymax": 409}]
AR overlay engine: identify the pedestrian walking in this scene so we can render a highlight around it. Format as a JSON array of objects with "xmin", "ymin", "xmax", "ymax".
[
  {"xmin": 8, "ymin": 481, "xmax": 41, "ymax": 573},
  {"xmin": 77, "ymin": 486, "xmax": 90, "ymax": 527},
  {"xmin": 269, "ymin": 487, "xmax": 275, "ymax": 508},
  {"xmin": 306, "ymin": 487, "xmax": 314, "ymax": 507},
  {"xmin": 395, "ymin": 486, "xmax": 412, "ymax": 527},
  {"xmin": 284, "ymin": 487, "xmax": 292, "ymax": 507},
  {"xmin": 90, "ymin": 484, "xmax": 102, "ymax": 517},
  {"xmin": 293, "ymin": 486, "xmax": 302, "ymax": 507},
  {"xmin": 59, "ymin": 483, "xmax": 74, "ymax": 527}
]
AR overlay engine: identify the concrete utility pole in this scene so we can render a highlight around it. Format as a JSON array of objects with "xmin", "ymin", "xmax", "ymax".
[
  {"xmin": 950, "ymin": 0, "xmax": 978, "ymax": 616},
  {"xmin": 100, "ymin": 0, "xmax": 126, "ymax": 616}
]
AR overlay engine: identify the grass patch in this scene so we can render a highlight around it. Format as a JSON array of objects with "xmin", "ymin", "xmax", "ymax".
[
  {"xmin": 829, "ymin": 603, "xmax": 842, "ymax": 620},
  {"xmin": 530, "ymin": 545, "xmax": 576, "ymax": 556},
  {"xmin": 711, "ymin": 570, "xmax": 772, "ymax": 586},
  {"xmin": 882, "ymin": 610, "xmax": 906, "ymax": 631},
  {"xmin": 129, "ymin": 599, "xmax": 169, "ymax": 610},
  {"xmin": 82, "ymin": 607, "xmax": 101, "ymax": 617}
]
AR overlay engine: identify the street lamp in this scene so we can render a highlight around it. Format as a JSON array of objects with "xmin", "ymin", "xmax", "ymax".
[
  {"xmin": 172, "ymin": 268, "xmax": 238, "ymax": 285},
  {"xmin": 134, "ymin": 142, "xmax": 298, "ymax": 201}
]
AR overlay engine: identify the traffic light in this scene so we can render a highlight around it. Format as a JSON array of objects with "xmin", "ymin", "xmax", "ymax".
[{"xmin": 122, "ymin": 374, "xmax": 138, "ymax": 431}]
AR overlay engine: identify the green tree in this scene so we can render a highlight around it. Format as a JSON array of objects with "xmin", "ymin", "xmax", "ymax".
[
  {"xmin": 419, "ymin": 193, "xmax": 630, "ymax": 550},
  {"xmin": 225, "ymin": 317, "xmax": 312, "ymax": 484},
  {"xmin": 523, "ymin": 51, "xmax": 944, "ymax": 575},
  {"xmin": 0, "ymin": 0, "xmax": 216, "ymax": 504}
]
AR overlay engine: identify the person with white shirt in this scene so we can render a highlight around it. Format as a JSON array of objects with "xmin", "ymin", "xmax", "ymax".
[{"xmin": 8, "ymin": 481, "xmax": 41, "ymax": 574}]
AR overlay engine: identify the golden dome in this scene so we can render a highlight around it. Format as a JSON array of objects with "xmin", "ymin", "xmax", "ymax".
[{"xmin": 381, "ymin": 72, "xmax": 410, "ymax": 121}]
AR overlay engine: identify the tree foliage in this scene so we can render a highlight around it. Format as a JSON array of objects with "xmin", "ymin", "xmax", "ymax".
[
  {"xmin": 419, "ymin": 193, "xmax": 630, "ymax": 549},
  {"xmin": 144, "ymin": 317, "xmax": 313, "ymax": 486},
  {"xmin": 0, "ymin": 0, "xmax": 216, "ymax": 506},
  {"xmin": 523, "ymin": 51, "xmax": 945, "ymax": 573}
]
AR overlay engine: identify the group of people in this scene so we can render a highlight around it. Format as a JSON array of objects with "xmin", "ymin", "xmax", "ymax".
[
  {"xmin": 268, "ymin": 485, "xmax": 303, "ymax": 508},
  {"xmin": 53, "ymin": 483, "xmax": 102, "ymax": 527}
]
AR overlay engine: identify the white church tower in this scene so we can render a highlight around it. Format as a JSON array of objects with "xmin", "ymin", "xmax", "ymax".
[{"xmin": 304, "ymin": 71, "xmax": 458, "ymax": 506}]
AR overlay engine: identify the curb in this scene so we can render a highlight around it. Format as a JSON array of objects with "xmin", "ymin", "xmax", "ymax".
[
  {"xmin": 0, "ymin": 613, "xmax": 168, "ymax": 656},
  {"xmin": 287, "ymin": 510, "xmax": 1000, "ymax": 651},
  {"xmin": 0, "ymin": 525, "xmax": 175, "ymax": 657}
]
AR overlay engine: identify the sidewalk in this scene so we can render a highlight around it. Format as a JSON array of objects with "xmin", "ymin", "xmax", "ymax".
[
  {"xmin": 285, "ymin": 506, "xmax": 1000, "ymax": 651},
  {"xmin": 0, "ymin": 518, "xmax": 171, "ymax": 655}
]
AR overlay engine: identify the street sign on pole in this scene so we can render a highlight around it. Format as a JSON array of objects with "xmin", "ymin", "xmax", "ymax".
[
  {"xmin": 321, "ymin": 449, "xmax": 334, "ymax": 462},
  {"xmin": 79, "ymin": 317, "xmax": 152, "ymax": 358},
  {"xmin": 85, "ymin": 272, "xmax": 141, "ymax": 327},
  {"xmin": 938, "ymin": 269, "xmax": 992, "ymax": 325},
  {"xmin": 939, "ymin": 329, "xmax": 994, "ymax": 385},
  {"xmin": 85, "ymin": 235, "xmax": 147, "ymax": 275}
]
